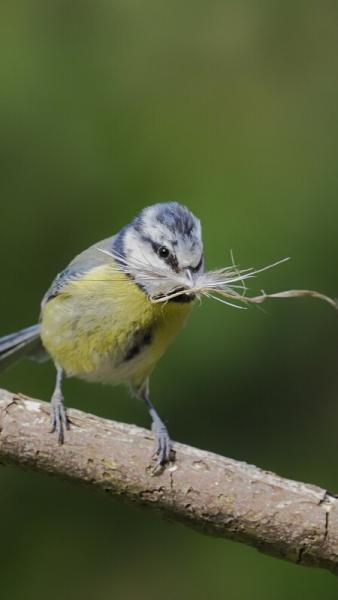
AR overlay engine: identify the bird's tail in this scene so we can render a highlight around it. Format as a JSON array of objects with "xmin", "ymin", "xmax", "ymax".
[{"xmin": 0, "ymin": 324, "xmax": 47, "ymax": 373}]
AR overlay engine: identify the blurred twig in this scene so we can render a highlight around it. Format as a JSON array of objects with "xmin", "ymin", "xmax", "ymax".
[{"xmin": 0, "ymin": 388, "xmax": 338, "ymax": 576}]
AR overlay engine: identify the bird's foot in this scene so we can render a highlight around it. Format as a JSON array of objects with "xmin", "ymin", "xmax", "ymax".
[
  {"xmin": 150, "ymin": 421, "xmax": 174, "ymax": 474},
  {"xmin": 49, "ymin": 392, "xmax": 69, "ymax": 445}
]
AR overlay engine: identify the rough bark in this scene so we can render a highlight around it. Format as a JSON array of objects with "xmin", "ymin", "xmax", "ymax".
[{"xmin": 0, "ymin": 387, "xmax": 337, "ymax": 575}]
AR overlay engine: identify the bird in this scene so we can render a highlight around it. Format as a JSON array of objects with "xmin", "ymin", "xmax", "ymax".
[{"xmin": 0, "ymin": 202, "xmax": 204, "ymax": 468}]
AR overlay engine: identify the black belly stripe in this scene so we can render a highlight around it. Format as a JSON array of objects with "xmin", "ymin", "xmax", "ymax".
[{"xmin": 124, "ymin": 329, "xmax": 153, "ymax": 362}]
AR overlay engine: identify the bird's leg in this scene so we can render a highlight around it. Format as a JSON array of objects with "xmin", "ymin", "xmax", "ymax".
[
  {"xmin": 49, "ymin": 365, "xmax": 69, "ymax": 444},
  {"xmin": 137, "ymin": 381, "xmax": 173, "ymax": 468}
]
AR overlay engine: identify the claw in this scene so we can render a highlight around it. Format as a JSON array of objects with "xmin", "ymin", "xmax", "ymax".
[
  {"xmin": 49, "ymin": 391, "xmax": 69, "ymax": 445},
  {"xmin": 151, "ymin": 422, "xmax": 173, "ymax": 468},
  {"xmin": 136, "ymin": 382, "xmax": 174, "ymax": 473}
]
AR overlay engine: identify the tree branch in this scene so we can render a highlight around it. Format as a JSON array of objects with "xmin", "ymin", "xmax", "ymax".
[{"xmin": 0, "ymin": 387, "xmax": 337, "ymax": 576}]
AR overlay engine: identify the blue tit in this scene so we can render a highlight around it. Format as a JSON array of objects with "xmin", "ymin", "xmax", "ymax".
[{"xmin": 0, "ymin": 202, "xmax": 204, "ymax": 467}]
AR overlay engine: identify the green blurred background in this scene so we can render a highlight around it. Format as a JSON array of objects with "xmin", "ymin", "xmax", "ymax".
[{"xmin": 1, "ymin": 1, "xmax": 338, "ymax": 598}]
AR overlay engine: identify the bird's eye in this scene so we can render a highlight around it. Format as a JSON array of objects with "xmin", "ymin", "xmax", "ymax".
[{"xmin": 157, "ymin": 245, "xmax": 170, "ymax": 259}]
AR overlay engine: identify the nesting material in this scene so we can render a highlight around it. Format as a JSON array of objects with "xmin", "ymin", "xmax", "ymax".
[{"xmin": 98, "ymin": 249, "xmax": 338, "ymax": 312}]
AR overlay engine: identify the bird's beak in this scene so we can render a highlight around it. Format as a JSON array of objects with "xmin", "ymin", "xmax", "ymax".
[{"xmin": 185, "ymin": 268, "xmax": 195, "ymax": 287}]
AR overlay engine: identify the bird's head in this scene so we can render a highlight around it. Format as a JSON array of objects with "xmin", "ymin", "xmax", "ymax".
[{"xmin": 112, "ymin": 202, "xmax": 204, "ymax": 299}]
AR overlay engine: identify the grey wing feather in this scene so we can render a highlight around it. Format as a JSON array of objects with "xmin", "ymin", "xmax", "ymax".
[
  {"xmin": 0, "ymin": 324, "xmax": 47, "ymax": 373},
  {"xmin": 0, "ymin": 237, "xmax": 117, "ymax": 374},
  {"xmin": 41, "ymin": 235, "xmax": 116, "ymax": 308}
]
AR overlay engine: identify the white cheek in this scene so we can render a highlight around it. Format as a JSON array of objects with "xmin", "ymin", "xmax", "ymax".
[
  {"xmin": 124, "ymin": 229, "xmax": 143, "ymax": 258},
  {"xmin": 124, "ymin": 229, "xmax": 169, "ymax": 272}
]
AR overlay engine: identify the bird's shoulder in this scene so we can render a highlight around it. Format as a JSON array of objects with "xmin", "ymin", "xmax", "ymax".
[{"xmin": 41, "ymin": 236, "xmax": 116, "ymax": 307}]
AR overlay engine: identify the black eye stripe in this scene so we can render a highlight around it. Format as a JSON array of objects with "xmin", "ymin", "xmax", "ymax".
[
  {"xmin": 145, "ymin": 239, "xmax": 179, "ymax": 271},
  {"xmin": 137, "ymin": 231, "xmax": 201, "ymax": 274},
  {"xmin": 167, "ymin": 255, "xmax": 179, "ymax": 271}
]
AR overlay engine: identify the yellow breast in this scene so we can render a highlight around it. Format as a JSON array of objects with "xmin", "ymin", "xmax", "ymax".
[{"xmin": 40, "ymin": 263, "xmax": 193, "ymax": 387}]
